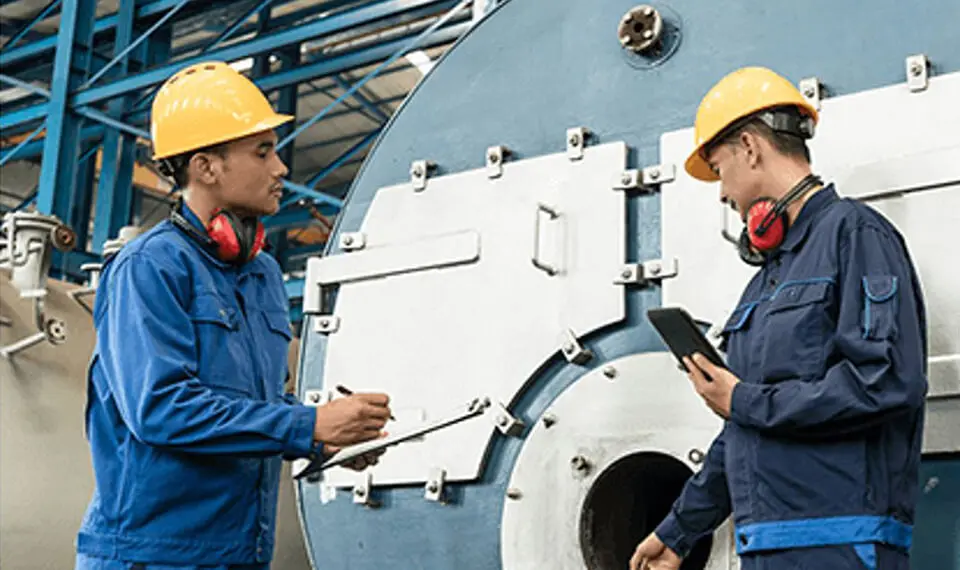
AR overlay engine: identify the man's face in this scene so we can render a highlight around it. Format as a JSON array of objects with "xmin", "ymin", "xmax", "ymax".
[
  {"xmin": 214, "ymin": 130, "xmax": 289, "ymax": 217},
  {"xmin": 705, "ymin": 134, "xmax": 763, "ymax": 220}
]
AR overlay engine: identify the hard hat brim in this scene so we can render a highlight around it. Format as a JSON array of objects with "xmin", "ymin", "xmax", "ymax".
[
  {"xmin": 685, "ymin": 148, "xmax": 720, "ymax": 183},
  {"xmin": 152, "ymin": 113, "xmax": 294, "ymax": 161}
]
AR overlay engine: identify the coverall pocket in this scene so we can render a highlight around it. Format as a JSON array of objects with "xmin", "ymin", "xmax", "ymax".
[
  {"xmin": 189, "ymin": 294, "xmax": 255, "ymax": 395},
  {"xmin": 260, "ymin": 309, "xmax": 294, "ymax": 399},
  {"xmin": 862, "ymin": 275, "xmax": 899, "ymax": 341},
  {"xmin": 760, "ymin": 280, "xmax": 832, "ymax": 380}
]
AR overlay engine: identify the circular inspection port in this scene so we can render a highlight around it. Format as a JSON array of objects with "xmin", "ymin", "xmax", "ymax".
[{"xmin": 579, "ymin": 452, "xmax": 712, "ymax": 570}]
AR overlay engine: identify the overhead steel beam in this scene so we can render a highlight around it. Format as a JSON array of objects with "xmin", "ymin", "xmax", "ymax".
[
  {"xmin": 71, "ymin": 0, "xmax": 455, "ymax": 107},
  {"xmin": 0, "ymin": 1, "xmax": 61, "ymax": 50},
  {"xmin": 305, "ymin": 126, "xmax": 382, "ymax": 187}
]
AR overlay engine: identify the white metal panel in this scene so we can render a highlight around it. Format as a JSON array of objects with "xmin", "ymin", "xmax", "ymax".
[
  {"xmin": 660, "ymin": 71, "xmax": 960, "ymax": 451},
  {"xmin": 319, "ymin": 142, "xmax": 628, "ymax": 486},
  {"xmin": 500, "ymin": 352, "xmax": 734, "ymax": 570}
]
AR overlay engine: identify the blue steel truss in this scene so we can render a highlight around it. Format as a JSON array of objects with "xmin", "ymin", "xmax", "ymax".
[{"xmin": 0, "ymin": 0, "xmax": 475, "ymax": 323}]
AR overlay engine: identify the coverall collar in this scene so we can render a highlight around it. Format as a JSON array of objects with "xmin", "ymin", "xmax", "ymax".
[{"xmin": 780, "ymin": 184, "xmax": 840, "ymax": 253}]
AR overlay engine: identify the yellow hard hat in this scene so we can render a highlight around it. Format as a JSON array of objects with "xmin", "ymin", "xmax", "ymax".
[
  {"xmin": 151, "ymin": 61, "xmax": 293, "ymax": 160},
  {"xmin": 685, "ymin": 67, "xmax": 819, "ymax": 182}
]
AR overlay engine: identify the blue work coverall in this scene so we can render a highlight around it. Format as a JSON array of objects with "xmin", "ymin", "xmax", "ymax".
[
  {"xmin": 76, "ymin": 206, "xmax": 319, "ymax": 570},
  {"xmin": 655, "ymin": 186, "xmax": 928, "ymax": 570}
]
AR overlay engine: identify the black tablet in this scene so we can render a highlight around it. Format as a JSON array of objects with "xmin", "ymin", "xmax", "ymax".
[{"xmin": 646, "ymin": 307, "xmax": 727, "ymax": 376}]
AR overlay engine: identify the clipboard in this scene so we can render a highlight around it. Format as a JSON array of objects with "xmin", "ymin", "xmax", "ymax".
[{"xmin": 294, "ymin": 396, "xmax": 491, "ymax": 480}]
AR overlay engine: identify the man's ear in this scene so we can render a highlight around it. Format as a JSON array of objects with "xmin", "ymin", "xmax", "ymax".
[
  {"xmin": 188, "ymin": 152, "xmax": 222, "ymax": 186},
  {"xmin": 739, "ymin": 131, "xmax": 762, "ymax": 169}
]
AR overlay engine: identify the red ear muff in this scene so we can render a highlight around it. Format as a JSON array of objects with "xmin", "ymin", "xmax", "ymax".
[
  {"xmin": 206, "ymin": 209, "xmax": 264, "ymax": 264},
  {"xmin": 745, "ymin": 198, "xmax": 787, "ymax": 252}
]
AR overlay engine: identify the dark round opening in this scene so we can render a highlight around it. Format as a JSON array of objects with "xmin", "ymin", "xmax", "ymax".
[
  {"xmin": 632, "ymin": 22, "xmax": 648, "ymax": 34},
  {"xmin": 579, "ymin": 452, "xmax": 713, "ymax": 570}
]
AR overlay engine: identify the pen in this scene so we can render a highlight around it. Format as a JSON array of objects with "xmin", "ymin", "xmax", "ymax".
[{"xmin": 336, "ymin": 385, "xmax": 395, "ymax": 420}]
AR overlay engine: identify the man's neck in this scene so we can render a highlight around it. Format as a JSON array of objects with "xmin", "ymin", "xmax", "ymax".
[
  {"xmin": 767, "ymin": 164, "xmax": 821, "ymax": 225},
  {"xmin": 182, "ymin": 191, "xmax": 218, "ymax": 225}
]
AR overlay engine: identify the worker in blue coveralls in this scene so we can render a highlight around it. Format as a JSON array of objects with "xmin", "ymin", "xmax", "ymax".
[
  {"xmin": 75, "ymin": 61, "xmax": 392, "ymax": 570},
  {"xmin": 630, "ymin": 67, "xmax": 928, "ymax": 570}
]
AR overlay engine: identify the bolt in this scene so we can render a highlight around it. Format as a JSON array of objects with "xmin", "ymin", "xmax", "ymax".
[
  {"xmin": 643, "ymin": 6, "xmax": 654, "ymax": 17},
  {"xmin": 620, "ymin": 35, "xmax": 632, "ymax": 46},
  {"xmin": 643, "ymin": 29, "xmax": 654, "ymax": 40},
  {"xmin": 506, "ymin": 488, "xmax": 522, "ymax": 500},
  {"xmin": 803, "ymin": 86, "xmax": 816, "ymax": 98},
  {"xmin": 688, "ymin": 448, "xmax": 705, "ymax": 465},
  {"xmin": 622, "ymin": 13, "xmax": 633, "ymax": 23},
  {"xmin": 563, "ymin": 342, "xmax": 575, "ymax": 354},
  {"xmin": 427, "ymin": 482, "xmax": 439, "ymax": 494},
  {"xmin": 412, "ymin": 165, "xmax": 424, "ymax": 177},
  {"xmin": 343, "ymin": 235, "xmax": 354, "ymax": 246},
  {"xmin": 354, "ymin": 488, "xmax": 366, "ymax": 497},
  {"xmin": 648, "ymin": 167, "xmax": 661, "ymax": 180},
  {"xmin": 497, "ymin": 414, "xmax": 509, "ymax": 427},
  {"xmin": 570, "ymin": 455, "xmax": 591, "ymax": 473},
  {"xmin": 309, "ymin": 393, "xmax": 321, "ymax": 403},
  {"xmin": 649, "ymin": 264, "xmax": 662, "ymax": 276},
  {"xmin": 603, "ymin": 366, "xmax": 617, "ymax": 379},
  {"xmin": 568, "ymin": 133, "xmax": 581, "ymax": 147},
  {"xmin": 621, "ymin": 268, "xmax": 633, "ymax": 279},
  {"xmin": 621, "ymin": 173, "xmax": 633, "ymax": 185},
  {"xmin": 488, "ymin": 151, "xmax": 500, "ymax": 163},
  {"xmin": 542, "ymin": 413, "xmax": 557, "ymax": 428},
  {"xmin": 910, "ymin": 62, "xmax": 924, "ymax": 77}
]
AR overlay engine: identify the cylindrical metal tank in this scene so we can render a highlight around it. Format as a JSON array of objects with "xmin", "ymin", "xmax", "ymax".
[{"xmin": 294, "ymin": 1, "xmax": 960, "ymax": 569}]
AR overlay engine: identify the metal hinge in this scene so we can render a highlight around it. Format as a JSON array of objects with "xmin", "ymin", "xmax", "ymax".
[
  {"xmin": 313, "ymin": 315, "xmax": 341, "ymax": 334},
  {"xmin": 424, "ymin": 468, "xmax": 447, "ymax": 503},
  {"xmin": 906, "ymin": 54, "xmax": 930, "ymax": 92},
  {"xmin": 339, "ymin": 232, "xmax": 366, "ymax": 251},
  {"xmin": 614, "ymin": 258, "xmax": 678, "ymax": 286},
  {"xmin": 352, "ymin": 472, "xmax": 379, "ymax": 507},
  {"xmin": 486, "ymin": 145, "xmax": 510, "ymax": 178},
  {"xmin": 491, "ymin": 402, "xmax": 525, "ymax": 436},
  {"xmin": 613, "ymin": 164, "xmax": 676, "ymax": 190},
  {"xmin": 560, "ymin": 328, "xmax": 594, "ymax": 365},
  {"xmin": 799, "ymin": 77, "xmax": 823, "ymax": 110},
  {"xmin": 566, "ymin": 127, "xmax": 590, "ymax": 160},
  {"xmin": 410, "ymin": 160, "xmax": 436, "ymax": 191}
]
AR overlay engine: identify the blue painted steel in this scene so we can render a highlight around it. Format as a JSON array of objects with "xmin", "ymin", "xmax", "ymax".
[
  {"xmin": 81, "ymin": 0, "xmax": 189, "ymax": 88},
  {"xmin": 71, "ymin": 0, "xmax": 457, "ymax": 107},
  {"xmin": 0, "ymin": 124, "xmax": 44, "ymax": 168},
  {"xmin": 294, "ymin": 1, "xmax": 960, "ymax": 568},
  {"xmin": 277, "ymin": 0, "xmax": 471, "ymax": 150},
  {"xmin": 0, "ymin": 0, "xmax": 61, "ymax": 51},
  {"xmin": 34, "ymin": 0, "xmax": 97, "ymax": 218},
  {"xmin": 0, "ymin": 73, "xmax": 51, "ymax": 97},
  {"xmin": 73, "ymin": 106, "xmax": 151, "ymax": 140},
  {"xmin": 281, "ymin": 180, "xmax": 345, "ymax": 209},
  {"xmin": 0, "ymin": 125, "xmax": 103, "ymax": 165},
  {"xmin": 284, "ymin": 278, "xmax": 304, "ymax": 300},
  {"xmin": 0, "ymin": 0, "xmax": 238, "ymax": 68},
  {"xmin": 305, "ymin": 127, "xmax": 383, "ymax": 187},
  {"xmin": 332, "ymin": 75, "xmax": 391, "ymax": 123}
]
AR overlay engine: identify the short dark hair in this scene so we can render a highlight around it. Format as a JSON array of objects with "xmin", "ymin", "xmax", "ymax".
[
  {"xmin": 709, "ymin": 108, "xmax": 811, "ymax": 164},
  {"xmin": 157, "ymin": 143, "xmax": 229, "ymax": 188}
]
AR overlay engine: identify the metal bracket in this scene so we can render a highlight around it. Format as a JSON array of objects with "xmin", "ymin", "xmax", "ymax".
[
  {"xmin": 339, "ymin": 232, "xmax": 366, "ymax": 251},
  {"xmin": 424, "ymin": 468, "xmax": 447, "ymax": 502},
  {"xmin": 560, "ymin": 328, "xmax": 593, "ymax": 365},
  {"xmin": 303, "ymin": 390, "xmax": 330, "ymax": 406},
  {"xmin": 642, "ymin": 163, "xmax": 675, "ymax": 186},
  {"xmin": 352, "ymin": 472, "xmax": 378, "ymax": 507},
  {"xmin": 614, "ymin": 257, "xmax": 679, "ymax": 286},
  {"xmin": 906, "ymin": 54, "xmax": 930, "ymax": 92},
  {"xmin": 613, "ymin": 164, "xmax": 676, "ymax": 191},
  {"xmin": 799, "ymin": 77, "xmax": 823, "ymax": 110},
  {"xmin": 486, "ymin": 145, "xmax": 510, "ymax": 178},
  {"xmin": 566, "ymin": 127, "xmax": 590, "ymax": 160},
  {"xmin": 410, "ymin": 160, "xmax": 436, "ymax": 191},
  {"xmin": 313, "ymin": 315, "xmax": 341, "ymax": 334},
  {"xmin": 492, "ymin": 402, "xmax": 525, "ymax": 436}
]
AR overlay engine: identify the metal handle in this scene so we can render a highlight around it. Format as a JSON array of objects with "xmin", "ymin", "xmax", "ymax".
[{"xmin": 532, "ymin": 203, "xmax": 560, "ymax": 276}]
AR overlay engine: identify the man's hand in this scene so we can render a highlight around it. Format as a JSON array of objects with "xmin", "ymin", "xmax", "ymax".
[
  {"xmin": 322, "ymin": 443, "xmax": 386, "ymax": 472},
  {"xmin": 629, "ymin": 533, "xmax": 682, "ymax": 570},
  {"xmin": 313, "ymin": 392, "xmax": 392, "ymax": 447},
  {"xmin": 685, "ymin": 353, "xmax": 739, "ymax": 419}
]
